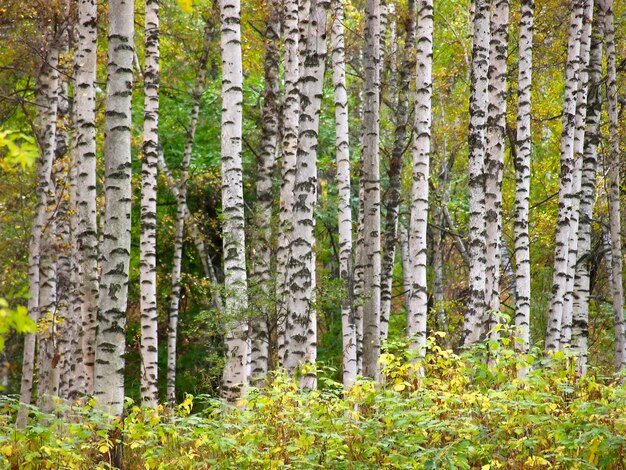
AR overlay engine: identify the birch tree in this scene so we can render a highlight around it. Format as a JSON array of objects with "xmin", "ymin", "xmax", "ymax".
[
  {"xmin": 283, "ymin": 0, "xmax": 329, "ymax": 388},
  {"xmin": 484, "ymin": 0, "xmax": 510, "ymax": 332},
  {"xmin": 407, "ymin": 0, "xmax": 433, "ymax": 358},
  {"xmin": 380, "ymin": 0, "xmax": 416, "ymax": 343},
  {"xmin": 572, "ymin": 8, "xmax": 603, "ymax": 374},
  {"xmin": 35, "ymin": 50, "xmax": 61, "ymax": 413},
  {"xmin": 331, "ymin": 0, "xmax": 356, "ymax": 387},
  {"xmin": 360, "ymin": 0, "xmax": 382, "ymax": 379},
  {"xmin": 513, "ymin": 0, "xmax": 535, "ymax": 355},
  {"xmin": 464, "ymin": 0, "xmax": 490, "ymax": 346},
  {"xmin": 220, "ymin": 0, "xmax": 249, "ymax": 401},
  {"xmin": 54, "ymin": 67, "xmax": 81, "ymax": 401},
  {"xmin": 602, "ymin": 0, "xmax": 625, "ymax": 369},
  {"xmin": 560, "ymin": 0, "xmax": 593, "ymax": 348},
  {"xmin": 140, "ymin": 0, "xmax": 160, "ymax": 409},
  {"xmin": 73, "ymin": 0, "xmax": 99, "ymax": 395},
  {"xmin": 276, "ymin": 0, "xmax": 299, "ymax": 365},
  {"xmin": 93, "ymin": 0, "xmax": 134, "ymax": 416},
  {"xmin": 249, "ymin": 0, "xmax": 280, "ymax": 385},
  {"xmin": 18, "ymin": 31, "xmax": 61, "ymax": 426},
  {"xmin": 545, "ymin": 0, "xmax": 585, "ymax": 351}
]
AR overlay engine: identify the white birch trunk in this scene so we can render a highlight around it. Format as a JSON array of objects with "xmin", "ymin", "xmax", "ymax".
[
  {"xmin": 74, "ymin": 0, "xmax": 99, "ymax": 395},
  {"xmin": 360, "ymin": 0, "xmax": 382, "ymax": 380},
  {"xmin": 220, "ymin": 0, "xmax": 249, "ymax": 401},
  {"xmin": 140, "ymin": 0, "xmax": 160, "ymax": 409},
  {"xmin": 331, "ymin": 0, "xmax": 356, "ymax": 387},
  {"xmin": 484, "ymin": 0, "xmax": 510, "ymax": 332},
  {"xmin": 54, "ymin": 69, "xmax": 81, "ymax": 401},
  {"xmin": 63, "ymin": 135, "xmax": 85, "ymax": 401},
  {"xmin": 354, "ymin": 181, "xmax": 365, "ymax": 373},
  {"xmin": 602, "ymin": 0, "xmax": 626, "ymax": 369},
  {"xmin": 250, "ymin": 0, "xmax": 280, "ymax": 386},
  {"xmin": 407, "ymin": 0, "xmax": 433, "ymax": 359},
  {"xmin": 93, "ymin": 0, "xmax": 134, "ymax": 416},
  {"xmin": 283, "ymin": 0, "xmax": 329, "ymax": 389},
  {"xmin": 17, "ymin": 43, "xmax": 60, "ymax": 426},
  {"xmin": 37, "ymin": 156, "xmax": 60, "ymax": 412},
  {"xmin": 545, "ymin": 0, "xmax": 585, "ymax": 351},
  {"xmin": 35, "ymin": 49, "xmax": 61, "ymax": 414},
  {"xmin": 560, "ymin": 0, "xmax": 594, "ymax": 349},
  {"xmin": 276, "ymin": 0, "xmax": 300, "ymax": 366},
  {"xmin": 572, "ymin": 11, "xmax": 603, "ymax": 374},
  {"xmin": 513, "ymin": 0, "xmax": 535, "ymax": 357},
  {"xmin": 464, "ymin": 0, "xmax": 490, "ymax": 346},
  {"xmin": 399, "ymin": 223, "xmax": 412, "ymax": 315}
]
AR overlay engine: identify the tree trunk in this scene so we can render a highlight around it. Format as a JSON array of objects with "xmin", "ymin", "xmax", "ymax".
[
  {"xmin": 360, "ymin": 0, "xmax": 382, "ymax": 380},
  {"xmin": 545, "ymin": 0, "xmax": 585, "ymax": 351},
  {"xmin": 354, "ymin": 180, "xmax": 365, "ymax": 373},
  {"xmin": 249, "ymin": 0, "xmax": 280, "ymax": 386},
  {"xmin": 331, "ymin": 0, "xmax": 356, "ymax": 387},
  {"xmin": 572, "ymin": 8, "xmax": 603, "ymax": 375},
  {"xmin": 380, "ymin": 0, "xmax": 416, "ymax": 343},
  {"xmin": 276, "ymin": 0, "xmax": 300, "ymax": 366},
  {"xmin": 484, "ymin": 0, "xmax": 510, "ymax": 334},
  {"xmin": 602, "ymin": 0, "xmax": 625, "ymax": 369},
  {"xmin": 17, "ymin": 40, "xmax": 61, "ymax": 426},
  {"xmin": 74, "ymin": 0, "xmax": 99, "ymax": 395},
  {"xmin": 93, "ymin": 0, "xmax": 134, "ymax": 416},
  {"xmin": 464, "ymin": 0, "xmax": 490, "ymax": 346},
  {"xmin": 407, "ymin": 0, "xmax": 433, "ymax": 359},
  {"xmin": 140, "ymin": 0, "xmax": 160, "ymax": 409},
  {"xmin": 37, "ymin": 134, "xmax": 60, "ymax": 413},
  {"xmin": 513, "ymin": 0, "xmax": 535, "ymax": 358},
  {"xmin": 560, "ymin": 0, "xmax": 594, "ymax": 348},
  {"xmin": 283, "ymin": 0, "xmax": 329, "ymax": 389},
  {"xmin": 220, "ymin": 0, "xmax": 249, "ymax": 402},
  {"xmin": 55, "ymin": 66, "xmax": 81, "ymax": 402}
]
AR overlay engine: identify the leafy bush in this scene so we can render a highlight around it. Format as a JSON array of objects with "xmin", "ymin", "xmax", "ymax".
[{"xmin": 1, "ymin": 339, "xmax": 625, "ymax": 469}]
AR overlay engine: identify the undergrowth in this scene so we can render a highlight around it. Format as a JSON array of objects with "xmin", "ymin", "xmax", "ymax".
[{"xmin": 1, "ymin": 335, "xmax": 626, "ymax": 469}]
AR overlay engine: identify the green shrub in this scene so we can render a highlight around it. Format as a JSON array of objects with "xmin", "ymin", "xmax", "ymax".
[{"xmin": 2, "ymin": 339, "xmax": 625, "ymax": 469}]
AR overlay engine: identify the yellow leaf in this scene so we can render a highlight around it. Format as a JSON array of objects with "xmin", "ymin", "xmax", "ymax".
[
  {"xmin": 99, "ymin": 445, "xmax": 109, "ymax": 454},
  {"xmin": 394, "ymin": 383, "xmax": 406, "ymax": 392},
  {"xmin": 482, "ymin": 465, "xmax": 491, "ymax": 470},
  {"xmin": 1, "ymin": 444, "xmax": 12, "ymax": 456},
  {"xmin": 177, "ymin": 0, "xmax": 193, "ymax": 13}
]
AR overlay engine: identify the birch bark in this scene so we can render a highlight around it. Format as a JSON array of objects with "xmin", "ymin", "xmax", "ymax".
[
  {"xmin": 360, "ymin": 0, "xmax": 382, "ymax": 379},
  {"xmin": 74, "ymin": 0, "xmax": 99, "ymax": 394},
  {"xmin": 331, "ymin": 0, "xmax": 357, "ymax": 387},
  {"xmin": 513, "ymin": 0, "xmax": 535, "ymax": 356},
  {"xmin": 407, "ymin": 0, "xmax": 433, "ymax": 358},
  {"xmin": 283, "ymin": 0, "xmax": 329, "ymax": 388},
  {"xmin": 276, "ymin": 0, "xmax": 300, "ymax": 365},
  {"xmin": 220, "ymin": 0, "xmax": 249, "ymax": 401},
  {"xmin": 250, "ymin": 0, "xmax": 280, "ymax": 385},
  {"xmin": 560, "ymin": 0, "xmax": 594, "ymax": 348},
  {"xmin": 484, "ymin": 0, "xmax": 510, "ymax": 331},
  {"xmin": 464, "ymin": 0, "xmax": 490, "ymax": 346},
  {"xmin": 572, "ymin": 8, "xmax": 603, "ymax": 374},
  {"xmin": 93, "ymin": 0, "xmax": 134, "ymax": 416},
  {"xmin": 140, "ymin": 0, "xmax": 160, "ymax": 408},
  {"xmin": 17, "ymin": 39, "xmax": 60, "ymax": 427},
  {"xmin": 545, "ymin": 0, "xmax": 584, "ymax": 351},
  {"xmin": 602, "ymin": 0, "xmax": 626, "ymax": 369}
]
